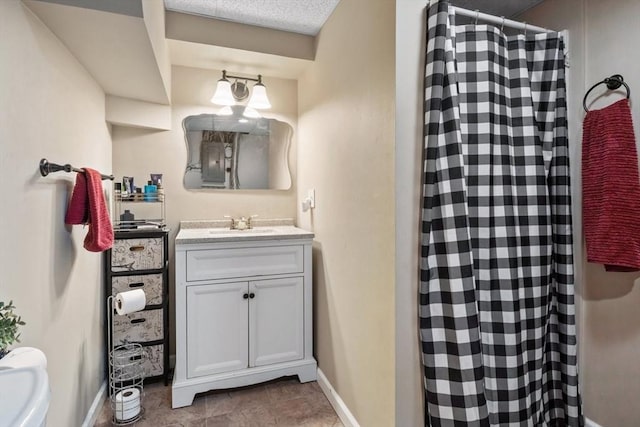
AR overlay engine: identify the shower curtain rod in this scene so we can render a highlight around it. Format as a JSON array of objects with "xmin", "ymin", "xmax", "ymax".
[{"xmin": 449, "ymin": 5, "xmax": 555, "ymax": 34}]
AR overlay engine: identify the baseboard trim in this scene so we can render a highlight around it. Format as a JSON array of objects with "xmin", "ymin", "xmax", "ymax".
[
  {"xmin": 586, "ymin": 417, "xmax": 604, "ymax": 427},
  {"xmin": 81, "ymin": 381, "xmax": 107, "ymax": 427},
  {"xmin": 316, "ymin": 368, "xmax": 360, "ymax": 427}
]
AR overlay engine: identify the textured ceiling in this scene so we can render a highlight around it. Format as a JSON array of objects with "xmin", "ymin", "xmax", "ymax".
[
  {"xmin": 163, "ymin": 0, "xmax": 544, "ymax": 36},
  {"xmin": 164, "ymin": 0, "xmax": 341, "ymax": 36}
]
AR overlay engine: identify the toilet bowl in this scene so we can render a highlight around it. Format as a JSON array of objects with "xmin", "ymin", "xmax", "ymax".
[{"xmin": 0, "ymin": 347, "xmax": 50, "ymax": 427}]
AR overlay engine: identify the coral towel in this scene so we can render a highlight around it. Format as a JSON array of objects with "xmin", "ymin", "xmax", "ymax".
[
  {"xmin": 583, "ymin": 99, "xmax": 640, "ymax": 271},
  {"xmin": 65, "ymin": 168, "xmax": 114, "ymax": 252}
]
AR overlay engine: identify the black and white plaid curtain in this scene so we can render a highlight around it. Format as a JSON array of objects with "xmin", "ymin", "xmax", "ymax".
[{"xmin": 420, "ymin": 1, "xmax": 583, "ymax": 425}]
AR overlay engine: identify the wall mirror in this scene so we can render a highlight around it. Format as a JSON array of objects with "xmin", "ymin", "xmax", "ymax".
[{"xmin": 182, "ymin": 111, "xmax": 292, "ymax": 190}]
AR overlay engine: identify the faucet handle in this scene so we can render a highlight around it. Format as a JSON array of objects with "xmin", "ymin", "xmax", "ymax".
[
  {"xmin": 224, "ymin": 215, "xmax": 237, "ymax": 230},
  {"xmin": 247, "ymin": 215, "xmax": 258, "ymax": 229}
]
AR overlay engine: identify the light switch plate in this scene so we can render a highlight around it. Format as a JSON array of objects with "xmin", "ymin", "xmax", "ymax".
[{"xmin": 307, "ymin": 189, "xmax": 315, "ymax": 208}]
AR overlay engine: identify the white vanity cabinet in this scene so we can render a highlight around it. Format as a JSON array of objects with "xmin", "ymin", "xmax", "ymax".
[
  {"xmin": 172, "ymin": 225, "xmax": 316, "ymax": 408},
  {"xmin": 186, "ymin": 277, "xmax": 304, "ymax": 378}
]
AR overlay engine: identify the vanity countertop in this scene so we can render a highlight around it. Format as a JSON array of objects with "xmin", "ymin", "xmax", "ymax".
[{"xmin": 175, "ymin": 219, "xmax": 314, "ymax": 245}]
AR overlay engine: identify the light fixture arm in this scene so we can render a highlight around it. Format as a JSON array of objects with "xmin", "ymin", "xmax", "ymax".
[{"xmin": 222, "ymin": 69, "xmax": 262, "ymax": 83}]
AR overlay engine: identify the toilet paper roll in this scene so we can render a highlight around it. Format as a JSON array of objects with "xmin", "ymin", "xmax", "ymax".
[
  {"xmin": 114, "ymin": 404, "xmax": 141, "ymax": 422},
  {"xmin": 114, "ymin": 388, "xmax": 141, "ymax": 421},
  {"xmin": 117, "ymin": 398, "xmax": 140, "ymax": 411},
  {"xmin": 114, "ymin": 289, "xmax": 146, "ymax": 315},
  {"xmin": 115, "ymin": 387, "xmax": 140, "ymax": 403}
]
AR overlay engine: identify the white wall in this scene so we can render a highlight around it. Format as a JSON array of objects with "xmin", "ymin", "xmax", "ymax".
[
  {"xmin": 0, "ymin": 2, "xmax": 112, "ymax": 426},
  {"xmin": 581, "ymin": 1, "xmax": 640, "ymax": 425},
  {"xmin": 395, "ymin": 1, "xmax": 427, "ymax": 426},
  {"xmin": 297, "ymin": 0, "xmax": 396, "ymax": 425},
  {"xmin": 112, "ymin": 65, "xmax": 298, "ymax": 353}
]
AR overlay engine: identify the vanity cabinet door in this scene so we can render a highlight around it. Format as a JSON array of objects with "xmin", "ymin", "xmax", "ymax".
[
  {"xmin": 186, "ymin": 282, "xmax": 249, "ymax": 379},
  {"xmin": 249, "ymin": 277, "xmax": 304, "ymax": 367}
]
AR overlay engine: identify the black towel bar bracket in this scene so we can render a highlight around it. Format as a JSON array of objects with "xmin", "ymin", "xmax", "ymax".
[
  {"xmin": 583, "ymin": 74, "xmax": 631, "ymax": 112},
  {"xmin": 39, "ymin": 158, "xmax": 114, "ymax": 181}
]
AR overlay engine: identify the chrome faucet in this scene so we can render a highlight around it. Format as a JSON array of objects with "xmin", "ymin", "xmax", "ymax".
[{"xmin": 225, "ymin": 215, "xmax": 258, "ymax": 230}]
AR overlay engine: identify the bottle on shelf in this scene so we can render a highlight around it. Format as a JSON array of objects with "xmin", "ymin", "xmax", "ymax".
[
  {"xmin": 157, "ymin": 184, "xmax": 164, "ymax": 201},
  {"xmin": 151, "ymin": 174, "xmax": 164, "ymax": 202},
  {"xmin": 144, "ymin": 180, "xmax": 158, "ymax": 202},
  {"xmin": 120, "ymin": 209, "xmax": 135, "ymax": 229}
]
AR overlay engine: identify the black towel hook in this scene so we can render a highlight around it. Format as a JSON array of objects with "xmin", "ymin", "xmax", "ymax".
[{"xmin": 583, "ymin": 74, "xmax": 631, "ymax": 112}]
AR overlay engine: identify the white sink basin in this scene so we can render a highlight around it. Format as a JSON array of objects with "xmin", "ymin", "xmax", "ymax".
[
  {"xmin": 175, "ymin": 224, "xmax": 314, "ymax": 244},
  {"xmin": 208, "ymin": 228, "xmax": 275, "ymax": 234}
]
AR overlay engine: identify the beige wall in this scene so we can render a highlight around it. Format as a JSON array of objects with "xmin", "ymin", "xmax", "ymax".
[
  {"xmin": 296, "ymin": 0, "xmax": 396, "ymax": 425},
  {"xmin": 0, "ymin": 2, "xmax": 112, "ymax": 426},
  {"xmin": 113, "ymin": 65, "xmax": 298, "ymax": 231},
  {"xmin": 166, "ymin": 11, "xmax": 316, "ymax": 61},
  {"xmin": 142, "ymin": 0, "xmax": 171, "ymax": 102},
  {"xmin": 112, "ymin": 65, "xmax": 298, "ymax": 352}
]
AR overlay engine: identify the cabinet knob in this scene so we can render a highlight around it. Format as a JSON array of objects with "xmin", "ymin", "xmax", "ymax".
[
  {"xmin": 243, "ymin": 293, "xmax": 249, "ymax": 299},
  {"xmin": 249, "ymin": 293, "xmax": 255, "ymax": 299}
]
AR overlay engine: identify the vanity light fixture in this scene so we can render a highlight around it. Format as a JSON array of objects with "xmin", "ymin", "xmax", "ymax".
[
  {"xmin": 210, "ymin": 71, "xmax": 235, "ymax": 106},
  {"xmin": 247, "ymin": 76, "xmax": 271, "ymax": 109},
  {"xmin": 211, "ymin": 70, "xmax": 272, "ymax": 110}
]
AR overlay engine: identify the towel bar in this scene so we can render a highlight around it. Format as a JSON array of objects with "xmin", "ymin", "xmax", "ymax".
[{"xmin": 39, "ymin": 158, "xmax": 114, "ymax": 180}]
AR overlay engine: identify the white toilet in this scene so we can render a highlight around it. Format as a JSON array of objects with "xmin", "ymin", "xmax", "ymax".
[{"xmin": 0, "ymin": 347, "xmax": 50, "ymax": 427}]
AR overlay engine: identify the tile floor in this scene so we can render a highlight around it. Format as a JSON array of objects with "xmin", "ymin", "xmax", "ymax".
[{"xmin": 95, "ymin": 377, "xmax": 344, "ymax": 427}]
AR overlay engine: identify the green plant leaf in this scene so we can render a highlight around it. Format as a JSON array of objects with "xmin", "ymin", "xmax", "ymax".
[{"xmin": 0, "ymin": 300, "xmax": 24, "ymax": 349}]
